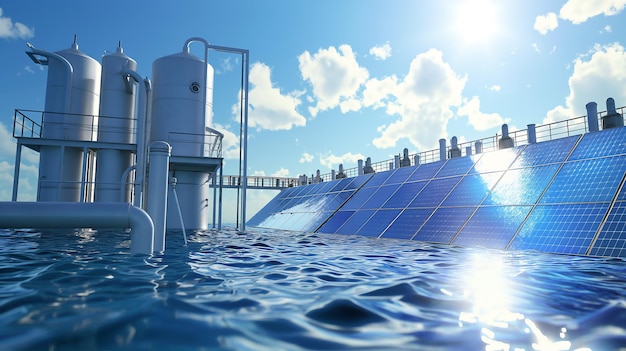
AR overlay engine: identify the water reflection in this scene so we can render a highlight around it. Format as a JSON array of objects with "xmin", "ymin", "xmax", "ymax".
[{"xmin": 458, "ymin": 253, "xmax": 575, "ymax": 351}]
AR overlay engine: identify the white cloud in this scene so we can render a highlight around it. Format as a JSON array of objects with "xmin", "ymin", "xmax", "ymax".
[
  {"xmin": 604, "ymin": 25, "xmax": 612, "ymax": 32},
  {"xmin": 299, "ymin": 152, "xmax": 314, "ymax": 163},
  {"xmin": 488, "ymin": 85, "xmax": 501, "ymax": 92},
  {"xmin": 319, "ymin": 152, "xmax": 365, "ymax": 170},
  {"xmin": 559, "ymin": 0, "xmax": 626, "ymax": 24},
  {"xmin": 238, "ymin": 62, "xmax": 307, "ymax": 131},
  {"xmin": 534, "ymin": 12, "xmax": 559, "ymax": 35},
  {"xmin": 372, "ymin": 49, "xmax": 467, "ymax": 151},
  {"xmin": 362, "ymin": 76, "xmax": 398, "ymax": 109},
  {"xmin": 458, "ymin": 97, "xmax": 506, "ymax": 131},
  {"xmin": 298, "ymin": 45, "xmax": 369, "ymax": 117},
  {"xmin": 369, "ymin": 42, "xmax": 392, "ymax": 60},
  {"xmin": 0, "ymin": 8, "xmax": 34, "ymax": 39},
  {"xmin": 544, "ymin": 43, "xmax": 626, "ymax": 124}
]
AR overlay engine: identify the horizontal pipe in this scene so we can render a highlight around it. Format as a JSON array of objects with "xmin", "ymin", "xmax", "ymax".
[{"xmin": 0, "ymin": 202, "xmax": 154, "ymax": 255}]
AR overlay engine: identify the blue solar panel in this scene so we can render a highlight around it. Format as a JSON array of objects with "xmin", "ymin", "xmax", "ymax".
[
  {"xmin": 381, "ymin": 208, "xmax": 433, "ymax": 239},
  {"xmin": 361, "ymin": 184, "xmax": 399, "ymax": 209},
  {"xmin": 540, "ymin": 156, "xmax": 626, "ymax": 204},
  {"xmin": 329, "ymin": 177, "xmax": 356, "ymax": 192},
  {"xmin": 509, "ymin": 203, "xmax": 610, "ymax": 255},
  {"xmin": 442, "ymin": 172, "xmax": 503, "ymax": 206},
  {"xmin": 347, "ymin": 174, "xmax": 374, "ymax": 189},
  {"xmin": 317, "ymin": 211, "xmax": 354, "ymax": 233},
  {"xmin": 384, "ymin": 166, "xmax": 418, "ymax": 185},
  {"xmin": 408, "ymin": 176, "xmax": 462, "ymax": 208},
  {"xmin": 588, "ymin": 201, "xmax": 626, "ymax": 257},
  {"xmin": 408, "ymin": 161, "xmax": 445, "ymax": 181},
  {"xmin": 341, "ymin": 187, "xmax": 378, "ymax": 210},
  {"xmin": 510, "ymin": 135, "xmax": 579, "ymax": 168},
  {"xmin": 569, "ymin": 127, "xmax": 626, "ymax": 161},
  {"xmin": 356, "ymin": 209, "xmax": 401, "ymax": 237},
  {"xmin": 453, "ymin": 206, "xmax": 532, "ymax": 249},
  {"xmin": 363, "ymin": 170, "xmax": 394, "ymax": 188},
  {"xmin": 484, "ymin": 164, "xmax": 560, "ymax": 205},
  {"xmin": 382, "ymin": 181, "xmax": 428, "ymax": 209},
  {"xmin": 436, "ymin": 154, "xmax": 482, "ymax": 177},
  {"xmin": 413, "ymin": 207, "xmax": 475, "ymax": 243},
  {"xmin": 469, "ymin": 147, "xmax": 521, "ymax": 173},
  {"xmin": 335, "ymin": 209, "xmax": 376, "ymax": 234}
]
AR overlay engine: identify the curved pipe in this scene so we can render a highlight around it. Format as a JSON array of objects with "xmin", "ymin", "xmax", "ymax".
[
  {"xmin": 0, "ymin": 202, "xmax": 154, "ymax": 255},
  {"xmin": 26, "ymin": 46, "xmax": 74, "ymax": 116}
]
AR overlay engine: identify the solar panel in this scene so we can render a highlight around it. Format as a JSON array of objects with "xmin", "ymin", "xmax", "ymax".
[
  {"xmin": 588, "ymin": 201, "xmax": 626, "ymax": 257},
  {"xmin": 436, "ymin": 154, "xmax": 482, "ymax": 177},
  {"xmin": 510, "ymin": 135, "xmax": 579, "ymax": 168},
  {"xmin": 407, "ymin": 161, "xmax": 445, "ymax": 181},
  {"xmin": 381, "ymin": 181, "xmax": 428, "ymax": 209},
  {"xmin": 539, "ymin": 156, "xmax": 626, "ymax": 204},
  {"xmin": 361, "ymin": 184, "xmax": 400, "ymax": 209},
  {"xmin": 408, "ymin": 176, "xmax": 462, "ymax": 208},
  {"xmin": 381, "ymin": 208, "xmax": 433, "ymax": 239},
  {"xmin": 569, "ymin": 126, "xmax": 626, "ymax": 161},
  {"xmin": 363, "ymin": 170, "xmax": 394, "ymax": 188},
  {"xmin": 317, "ymin": 210, "xmax": 354, "ymax": 233},
  {"xmin": 413, "ymin": 207, "xmax": 475, "ymax": 243},
  {"xmin": 341, "ymin": 186, "xmax": 378, "ymax": 210},
  {"xmin": 441, "ymin": 172, "xmax": 503, "ymax": 206},
  {"xmin": 509, "ymin": 203, "xmax": 610, "ymax": 255},
  {"xmin": 469, "ymin": 147, "xmax": 522, "ymax": 173},
  {"xmin": 483, "ymin": 164, "xmax": 560, "ymax": 205},
  {"xmin": 335, "ymin": 209, "xmax": 376, "ymax": 234},
  {"xmin": 384, "ymin": 166, "xmax": 418, "ymax": 185},
  {"xmin": 356, "ymin": 209, "xmax": 401, "ymax": 237},
  {"xmin": 452, "ymin": 206, "xmax": 532, "ymax": 249}
]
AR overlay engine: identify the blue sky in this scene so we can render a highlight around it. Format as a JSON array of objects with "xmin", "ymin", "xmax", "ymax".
[{"xmin": 1, "ymin": 1, "xmax": 625, "ymax": 223}]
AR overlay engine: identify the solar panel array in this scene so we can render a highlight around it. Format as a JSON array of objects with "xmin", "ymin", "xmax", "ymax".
[{"xmin": 247, "ymin": 127, "xmax": 626, "ymax": 257}]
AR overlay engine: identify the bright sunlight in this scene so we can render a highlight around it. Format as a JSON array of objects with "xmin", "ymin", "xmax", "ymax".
[{"xmin": 455, "ymin": 0, "xmax": 500, "ymax": 44}]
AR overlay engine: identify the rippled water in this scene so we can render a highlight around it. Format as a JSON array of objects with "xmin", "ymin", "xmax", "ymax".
[{"xmin": 1, "ymin": 227, "xmax": 626, "ymax": 350}]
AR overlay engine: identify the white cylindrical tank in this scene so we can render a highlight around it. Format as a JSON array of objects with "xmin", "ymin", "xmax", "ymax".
[
  {"xmin": 150, "ymin": 48, "xmax": 214, "ymax": 157},
  {"xmin": 95, "ymin": 43, "xmax": 137, "ymax": 202},
  {"xmin": 167, "ymin": 171, "xmax": 210, "ymax": 230},
  {"xmin": 37, "ymin": 39, "xmax": 101, "ymax": 202}
]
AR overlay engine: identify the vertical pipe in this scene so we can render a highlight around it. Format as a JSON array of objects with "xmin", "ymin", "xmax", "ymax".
[
  {"xmin": 439, "ymin": 138, "xmax": 447, "ymax": 161},
  {"xmin": 465, "ymin": 146, "xmax": 472, "ymax": 156},
  {"xmin": 241, "ymin": 51, "xmax": 250, "ymax": 231},
  {"xmin": 586, "ymin": 102, "xmax": 599, "ymax": 132},
  {"xmin": 527, "ymin": 124, "xmax": 537, "ymax": 144},
  {"xmin": 358, "ymin": 159, "xmax": 364, "ymax": 176},
  {"xmin": 146, "ymin": 141, "xmax": 171, "ymax": 252},
  {"xmin": 12, "ymin": 142, "xmax": 22, "ymax": 201},
  {"xmin": 475, "ymin": 141, "xmax": 483, "ymax": 154}
]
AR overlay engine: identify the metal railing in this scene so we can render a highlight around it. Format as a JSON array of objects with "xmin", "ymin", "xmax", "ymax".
[
  {"xmin": 315, "ymin": 106, "xmax": 625, "ymax": 182},
  {"xmin": 221, "ymin": 175, "xmax": 299, "ymax": 189}
]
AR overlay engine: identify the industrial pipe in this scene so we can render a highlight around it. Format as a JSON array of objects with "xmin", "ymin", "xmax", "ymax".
[{"xmin": 0, "ymin": 202, "xmax": 154, "ymax": 255}]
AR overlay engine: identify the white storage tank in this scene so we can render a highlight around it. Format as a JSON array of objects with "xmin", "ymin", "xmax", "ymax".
[
  {"xmin": 34, "ymin": 38, "xmax": 101, "ymax": 202},
  {"xmin": 95, "ymin": 43, "xmax": 137, "ymax": 202},
  {"xmin": 150, "ymin": 45, "xmax": 214, "ymax": 156}
]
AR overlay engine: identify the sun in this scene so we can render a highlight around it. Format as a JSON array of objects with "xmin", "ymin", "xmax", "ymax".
[{"xmin": 454, "ymin": 0, "xmax": 499, "ymax": 44}]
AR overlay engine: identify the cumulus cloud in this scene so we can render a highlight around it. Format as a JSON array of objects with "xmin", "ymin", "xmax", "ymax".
[
  {"xmin": 363, "ymin": 76, "xmax": 398, "ymax": 109},
  {"xmin": 271, "ymin": 168, "xmax": 290, "ymax": 177},
  {"xmin": 457, "ymin": 97, "xmax": 507, "ymax": 131},
  {"xmin": 369, "ymin": 42, "xmax": 392, "ymax": 60},
  {"xmin": 534, "ymin": 12, "xmax": 559, "ymax": 34},
  {"xmin": 298, "ymin": 45, "xmax": 369, "ymax": 117},
  {"xmin": 372, "ymin": 49, "xmax": 467, "ymax": 151},
  {"xmin": 0, "ymin": 8, "xmax": 34, "ymax": 39},
  {"xmin": 299, "ymin": 152, "xmax": 314, "ymax": 163},
  {"xmin": 488, "ymin": 85, "xmax": 501, "ymax": 92},
  {"xmin": 319, "ymin": 152, "xmax": 365, "ymax": 170},
  {"xmin": 544, "ymin": 43, "xmax": 626, "ymax": 124},
  {"xmin": 559, "ymin": 0, "xmax": 626, "ymax": 24},
  {"xmin": 212, "ymin": 122, "xmax": 240, "ymax": 160}
]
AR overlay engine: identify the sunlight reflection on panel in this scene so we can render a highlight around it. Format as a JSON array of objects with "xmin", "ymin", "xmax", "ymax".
[{"xmin": 458, "ymin": 253, "xmax": 573, "ymax": 351}]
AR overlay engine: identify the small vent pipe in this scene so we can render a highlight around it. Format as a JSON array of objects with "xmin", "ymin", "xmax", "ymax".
[
  {"xmin": 586, "ymin": 102, "xmax": 599, "ymax": 132},
  {"xmin": 527, "ymin": 124, "xmax": 537, "ymax": 144},
  {"xmin": 602, "ymin": 97, "xmax": 624, "ymax": 129},
  {"xmin": 439, "ymin": 138, "xmax": 447, "ymax": 161}
]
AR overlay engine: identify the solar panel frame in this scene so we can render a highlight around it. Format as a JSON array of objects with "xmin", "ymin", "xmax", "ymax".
[
  {"xmin": 407, "ymin": 161, "xmax": 445, "ymax": 181},
  {"xmin": 335, "ymin": 209, "xmax": 376, "ymax": 234},
  {"xmin": 483, "ymin": 164, "xmax": 560, "ymax": 206},
  {"xmin": 412, "ymin": 206, "xmax": 475, "ymax": 243},
  {"xmin": 356, "ymin": 209, "xmax": 402, "ymax": 237},
  {"xmin": 568, "ymin": 126, "xmax": 626, "ymax": 161},
  {"xmin": 381, "ymin": 208, "xmax": 434, "ymax": 239},
  {"xmin": 588, "ymin": 201, "xmax": 626, "ymax": 257},
  {"xmin": 408, "ymin": 176, "xmax": 462, "ymax": 208},
  {"xmin": 510, "ymin": 135, "xmax": 579, "ymax": 168},
  {"xmin": 441, "ymin": 171, "xmax": 503, "ymax": 206}
]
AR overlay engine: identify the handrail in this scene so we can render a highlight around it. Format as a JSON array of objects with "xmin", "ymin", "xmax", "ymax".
[{"xmin": 315, "ymin": 106, "xmax": 625, "ymax": 182}]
